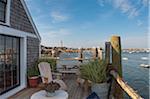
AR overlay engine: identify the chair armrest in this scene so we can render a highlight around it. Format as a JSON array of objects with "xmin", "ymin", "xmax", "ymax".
[{"xmin": 38, "ymin": 75, "xmax": 49, "ymax": 84}]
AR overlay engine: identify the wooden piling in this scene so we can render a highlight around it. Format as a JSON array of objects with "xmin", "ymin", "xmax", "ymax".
[
  {"xmin": 110, "ymin": 36, "xmax": 123, "ymax": 99},
  {"xmin": 92, "ymin": 47, "xmax": 98, "ymax": 59},
  {"xmin": 98, "ymin": 48, "xmax": 103, "ymax": 60},
  {"xmin": 105, "ymin": 42, "xmax": 111, "ymax": 64},
  {"xmin": 79, "ymin": 48, "xmax": 83, "ymax": 63}
]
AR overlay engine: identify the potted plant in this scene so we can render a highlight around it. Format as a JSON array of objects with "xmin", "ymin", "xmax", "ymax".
[
  {"xmin": 27, "ymin": 66, "xmax": 39, "ymax": 87},
  {"xmin": 80, "ymin": 60, "xmax": 109, "ymax": 99},
  {"xmin": 44, "ymin": 81, "xmax": 60, "ymax": 97}
]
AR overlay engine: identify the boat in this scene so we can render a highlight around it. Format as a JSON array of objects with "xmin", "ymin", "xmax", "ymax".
[
  {"xmin": 140, "ymin": 64, "xmax": 150, "ymax": 68},
  {"xmin": 122, "ymin": 57, "xmax": 128, "ymax": 60},
  {"xmin": 141, "ymin": 57, "xmax": 148, "ymax": 60},
  {"xmin": 129, "ymin": 51, "xmax": 135, "ymax": 54}
]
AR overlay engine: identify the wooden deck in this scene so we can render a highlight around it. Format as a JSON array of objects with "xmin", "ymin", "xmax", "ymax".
[{"xmin": 9, "ymin": 74, "xmax": 90, "ymax": 99}]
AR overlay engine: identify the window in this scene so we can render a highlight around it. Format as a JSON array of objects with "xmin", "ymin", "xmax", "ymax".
[
  {"xmin": 0, "ymin": 0, "xmax": 7, "ymax": 22},
  {"xmin": 0, "ymin": 35, "xmax": 20, "ymax": 95}
]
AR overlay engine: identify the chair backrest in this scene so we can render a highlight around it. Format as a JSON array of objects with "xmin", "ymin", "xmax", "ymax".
[{"xmin": 38, "ymin": 62, "xmax": 53, "ymax": 83}]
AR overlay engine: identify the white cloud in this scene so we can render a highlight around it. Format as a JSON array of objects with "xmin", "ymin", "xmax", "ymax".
[
  {"xmin": 97, "ymin": 0, "xmax": 105, "ymax": 7},
  {"xmin": 142, "ymin": 0, "xmax": 148, "ymax": 6},
  {"xmin": 137, "ymin": 20, "xmax": 143, "ymax": 26},
  {"xmin": 43, "ymin": 28, "xmax": 71, "ymax": 38},
  {"xmin": 41, "ymin": 28, "xmax": 72, "ymax": 47},
  {"xmin": 112, "ymin": 0, "xmax": 139, "ymax": 17},
  {"xmin": 50, "ymin": 11, "xmax": 69, "ymax": 23},
  {"xmin": 97, "ymin": 0, "xmax": 147, "ymax": 18}
]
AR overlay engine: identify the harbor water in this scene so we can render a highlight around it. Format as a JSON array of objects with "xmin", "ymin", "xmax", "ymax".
[{"xmin": 57, "ymin": 52, "xmax": 149, "ymax": 98}]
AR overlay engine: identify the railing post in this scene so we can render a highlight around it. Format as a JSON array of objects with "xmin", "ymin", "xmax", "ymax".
[
  {"xmin": 110, "ymin": 36, "xmax": 123, "ymax": 99},
  {"xmin": 105, "ymin": 42, "xmax": 111, "ymax": 64}
]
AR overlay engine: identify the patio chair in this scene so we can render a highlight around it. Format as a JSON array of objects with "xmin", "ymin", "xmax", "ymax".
[{"xmin": 38, "ymin": 62, "xmax": 67, "ymax": 91}]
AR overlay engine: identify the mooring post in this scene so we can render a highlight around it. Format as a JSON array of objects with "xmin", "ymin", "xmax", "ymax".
[
  {"xmin": 79, "ymin": 48, "xmax": 83, "ymax": 63},
  {"xmin": 105, "ymin": 42, "xmax": 111, "ymax": 64},
  {"xmin": 98, "ymin": 48, "xmax": 103, "ymax": 60},
  {"xmin": 110, "ymin": 36, "xmax": 123, "ymax": 99},
  {"xmin": 92, "ymin": 47, "xmax": 98, "ymax": 59}
]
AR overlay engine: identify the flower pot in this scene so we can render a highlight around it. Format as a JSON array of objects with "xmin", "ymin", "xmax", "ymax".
[
  {"xmin": 28, "ymin": 76, "xmax": 39, "ymax": 87},
  {"xmin": 91, "ymin": 82, "xmax": 109, "ymax": 99}
]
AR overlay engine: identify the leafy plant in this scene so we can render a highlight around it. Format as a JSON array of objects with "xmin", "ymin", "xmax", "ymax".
[
  {"xmin": 27, "ymin": 66, "xmax": 39, "ymax": 77},
  {"xmin": 44, "ymin": 81, "xmax": 60, "ymax": 93},
  {"xmin": 80, "ymin": 60, "xmax": 107, "ymax": 83},
  {"xmin": 37, "ymin": 58, "xmax": 57, "ymax": 72},
  {"xmin": 28, "ymin": 58, "xmax": 57, "ymax": 77}
]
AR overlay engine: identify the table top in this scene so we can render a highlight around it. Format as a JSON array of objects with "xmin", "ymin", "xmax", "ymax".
[{"xmin": 30, "ymin": 90, "xmax": 68, "ymax": 99}]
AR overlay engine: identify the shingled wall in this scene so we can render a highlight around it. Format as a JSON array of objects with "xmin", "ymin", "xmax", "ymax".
[
  {"xmin": 27, "ymin": 37, "xmax": 40, "ymax": 67},
  {"xmin": 10, "ymin": 0, "xmax": 36, "ymax": 34}
]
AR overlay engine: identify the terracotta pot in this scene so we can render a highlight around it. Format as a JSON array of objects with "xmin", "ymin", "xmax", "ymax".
[{"xmin": 28, "ymin": 76, "xmax": 39, "ymax": 87}]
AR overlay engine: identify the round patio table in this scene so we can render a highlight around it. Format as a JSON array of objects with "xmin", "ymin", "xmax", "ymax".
[{"xmin": 30, "ymin": 90, "xmax": 68, "ymax": 99}]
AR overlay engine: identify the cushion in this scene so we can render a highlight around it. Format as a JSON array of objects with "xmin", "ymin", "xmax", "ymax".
[{"xmin": 86, "ymin": 92, "xmax": 100, "ymax": 99}]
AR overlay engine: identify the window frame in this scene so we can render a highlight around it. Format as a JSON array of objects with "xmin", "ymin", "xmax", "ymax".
[
  {"xmin": 0, "ymin": 0, "xmax": 11, "ymax": 26},
  {"xmin": 0, "ymin": 0, "xmax": 7, "ymax": 22}
]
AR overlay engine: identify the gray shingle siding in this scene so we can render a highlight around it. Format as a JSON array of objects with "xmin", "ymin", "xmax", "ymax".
[
  {"xmin": 27, "ymin": 37, "xmax": 40, "ymax": 67},
  {"xmin": 10, "ymin": 0, "xmax": 36, "ymax": 34},
  {"xmin": 10, "ymin": 0, "xmax": 40, "ymax": 67}
]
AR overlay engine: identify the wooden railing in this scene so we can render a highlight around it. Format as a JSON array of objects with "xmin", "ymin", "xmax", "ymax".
[
  {"xmin": 105, "ymin": 36, "xmax": 143, "ymax": 99},
  {"xmin": 110, "ymin": 70, "xmax": 143, "ymax": 99}
]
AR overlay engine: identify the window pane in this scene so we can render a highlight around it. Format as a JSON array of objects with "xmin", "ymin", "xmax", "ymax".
[
  {"xmin": 0, "ymin": 35, "xmax": 4, "ymax": 93},
  {"xmin": 13, "ymin": 38, "xmax": 19, "ymax": 54},
  {"xmin": 5, "ymin": 37, "xmax": 12, "ymax": 89},
  {"xmin": 0, "ymin": 35, "xmax": 20, "ymax": 94},
  {"xmin": 12, "ymin": 38, "xmax": 19, "ymax": 85},
  {"xmin": 0, "ymin": 2, "xmax": 6, "ymax": 22}
]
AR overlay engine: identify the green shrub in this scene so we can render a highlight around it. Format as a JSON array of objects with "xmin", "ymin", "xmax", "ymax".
[
  {"xmin": 80, "ymin": 60, "xmax": 107, "ymax": 83},
  {"xmin": 36, "ymin": 58, "xmax": 57, "ymax": 72},
  {"xmin": 27, "ymin": 66, "xmax": 39, "ymax": 77},
  {"xmin": 27, "ymin": 58, "xmax": 57, "ymax": 77}
]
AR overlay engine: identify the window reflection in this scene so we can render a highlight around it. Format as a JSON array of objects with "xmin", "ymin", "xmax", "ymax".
[{"xmin": 0, "ymin": 35, "xmax": 20, "ymax": 94}]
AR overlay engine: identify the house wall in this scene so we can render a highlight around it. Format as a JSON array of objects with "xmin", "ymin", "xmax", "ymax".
[
  {"xmin": 27, "ymin": 37, "xmax": 40, "ymax": 67},
  {"xmin": 10, "ymin": 0, "xmax": 40, "ymax": 67},
  {"xmin": 0, "ymin": 0, "xmax": 40, "ymax": 98},
  {"xmin": 10, "ymin": 0, "xmax": 35, "ymax": 34}
]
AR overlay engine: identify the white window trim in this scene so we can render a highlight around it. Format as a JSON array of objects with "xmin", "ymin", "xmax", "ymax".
[
  {"xmin": 0, "ymin": 0, "xmax": 11, "ymax": 26},
  {"xmin": 0, "ymin": 25, "xmax": 38, "ymax": 38}
]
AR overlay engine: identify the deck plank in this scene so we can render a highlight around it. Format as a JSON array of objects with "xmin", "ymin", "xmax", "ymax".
[{"xmin": 9, "ymin": 74, "xmax": 89, "ymax": 99}]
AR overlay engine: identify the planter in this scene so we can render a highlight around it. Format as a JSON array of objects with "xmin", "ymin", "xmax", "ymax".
[
  {"xmin": 91, "ymin": 82, "xmax": 109, "ymax": 99},
  {"xmin": 28, "ymin": 76, "xmax": 39, "ymax": 87}
]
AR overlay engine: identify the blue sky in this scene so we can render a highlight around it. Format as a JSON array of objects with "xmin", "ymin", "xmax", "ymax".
[{"xmin": 25, "ymin": 0, "xmax": 148, "ymax": 48}]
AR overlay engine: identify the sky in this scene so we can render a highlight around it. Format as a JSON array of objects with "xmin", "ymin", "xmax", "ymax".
[{"xmin": 25, "ymin": 0, "xmax": 149, "ymax": 48}]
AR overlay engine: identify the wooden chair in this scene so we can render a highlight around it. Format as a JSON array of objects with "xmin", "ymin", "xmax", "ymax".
[{"xmin": 38, "ymin": 62, "xmax": 67, "ymax": 91}]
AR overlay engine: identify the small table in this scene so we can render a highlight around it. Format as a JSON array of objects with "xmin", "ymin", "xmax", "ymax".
[{"xmin": 31, "ymin": 90, "xmax": 68, "ymax": 99}]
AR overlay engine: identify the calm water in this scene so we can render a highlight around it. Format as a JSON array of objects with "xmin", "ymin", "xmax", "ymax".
[
  {"xmin": 57, "ymin": 52, "xmax": 149, "ymax": 99},
  {"xmin": 122, "ymin": 53, "xmax": 149, "ymax": 99}
]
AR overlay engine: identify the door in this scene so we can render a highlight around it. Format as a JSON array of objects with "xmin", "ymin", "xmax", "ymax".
[{"xmin": 0, "ymin": 34, "xmax": 20, "ymax": 95}]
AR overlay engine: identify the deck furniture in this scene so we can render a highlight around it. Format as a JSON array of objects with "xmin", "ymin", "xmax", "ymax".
[
  {"xmin": 9, "ymin": 74, "xmax": 90, "ymax": 99},
  {"xmin": 30, "ymin": 90, "xmax": 68, "ymax": 99},
  {"xmin": 59, "ymin": 65, "xmax": 79, "ymax": 73},
  {"xmin": 38, "ymin": 62, "xmax": 67, "ymax": 90}
]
